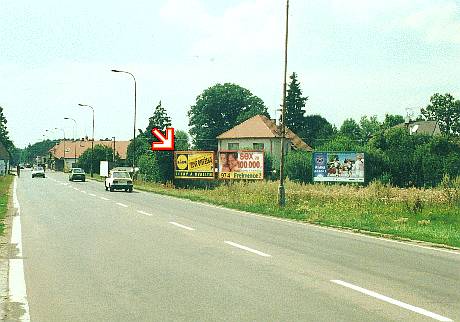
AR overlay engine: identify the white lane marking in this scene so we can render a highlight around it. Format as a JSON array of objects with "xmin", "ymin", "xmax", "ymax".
[
  {"xmin": 224, "ymin": 241, "xmax": 271, "ymax": 257},
  {"xmin": 73, "ymin": 187, "xmax": 80, "ymax": 191},
  {"xmin": 100, "ymin": 197, "xmax": 110, "ymax": 201},
  {"xmin": 9, "ymin": 260, "xmax": 31, "ymax": 322},
  {"xmin": 330, "ymin": 280, "xmax": 452, "ymax": 322},
  {"xmin": 116, "ymin": 202, "xmax": 128, "ymax": 208},
  {"xmin": 169, "ymin": 221, "xmax": 195, "ymax": 231},
  {"xmin": 11, "ymin": 216, "xmax": 23, "ymax": 257},
  {"xmin": 10, "ymin": 178, "xmax": 31, "ymax": 321},
  {"xmin": 137, "ymin": 210, "xmax": 153, "ymax": 216},
  {"xmin": 189, "ymin": 201, "xmax": 460, "ymax": 256},
  {"xmin": 80, "ymin": 190, "xmax": 87, "ymax": 194},
  {"xmin": 88, "ymin": 193, "xmax": 97, "ymax": 197}
]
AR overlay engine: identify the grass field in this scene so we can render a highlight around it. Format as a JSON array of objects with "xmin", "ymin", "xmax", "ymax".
[
  {"xmin": 0, "ymin": 175, "xmax": 14, "ymax": 235},
  {"xmin": 135, "ymin": 178, "xmax": 460, "ymax": 248}
]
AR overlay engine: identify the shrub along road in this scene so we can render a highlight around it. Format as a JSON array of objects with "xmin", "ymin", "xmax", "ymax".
[{"xmin": 8, "ymin": 170, "xmax": 460, "ymax": 321}]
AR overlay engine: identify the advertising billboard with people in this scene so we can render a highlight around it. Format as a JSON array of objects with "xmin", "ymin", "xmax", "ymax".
[
  {"xmin": 174, "ymin": 151, "xmax": 215, "ymax": 179},
  {"xmin": 218, "ymin": 150, "xmax": 264, "ymax": 180},
  {"xmin": 313, "ymin": 152, "xmax": 365, "ymax": 182}
]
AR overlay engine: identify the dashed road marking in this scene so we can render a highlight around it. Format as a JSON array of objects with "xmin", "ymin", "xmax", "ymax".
[
  {"xmin": 224, "ymin": 241, "xmax": 271, "ymax": 257},
  {"xmin": 100, "ymin": 197, "xmax": 110, "ymax": 201},
  {"xmin": 137, "ymin": 210, "xmax": 153, "ymax": 216},
  {"xmin": 116, "ymin": 202, "xmax": 128, "ymax": 208},
  {"xmin": 88, "ymin": 193, "xmax": 97, "ymax": 197},
  {"xmin": 330, "ymin": 280, "xmax": 452, "ymax": 321},
  {"xmin": 168, "ymin": 221, "xmax": 195, "ymax": 231}
]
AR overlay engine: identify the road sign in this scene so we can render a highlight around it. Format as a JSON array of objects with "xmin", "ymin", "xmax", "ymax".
[{"xmin": 151, "ymin": 128, "xmax": 175, "ymax": 151}]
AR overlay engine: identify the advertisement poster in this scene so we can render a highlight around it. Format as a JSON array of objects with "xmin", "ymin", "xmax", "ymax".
[
  {"xmin": 174, "ymin": 151, "xmax": 215, "ymax": 179},
  {"xmin": 218, "ymin": 150, "xmax": 264, "ymax": 180},
  {"xmin": 313, "ymin": 152, "xmax": 365, "ymax": 182}
]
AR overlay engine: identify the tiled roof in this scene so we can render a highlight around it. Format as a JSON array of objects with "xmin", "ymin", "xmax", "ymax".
[
  {"xmin": 217, "ymin": 115, "xmax": 312, "ymax": 151},
  {"xmin": 49, "ymin": 140, "xmax": 130, "ymax": 159}
]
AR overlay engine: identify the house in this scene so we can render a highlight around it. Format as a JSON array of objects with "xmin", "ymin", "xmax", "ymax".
[
  {"xmin": 49, "ymin": 138, "xmax": 130, "ymax": 171},
  {"xmin": 394, "ymin": 120, "xmax": 441, "ymax": 136},
  {"xmin": 0, "ymin": 141, "xmax": 10, "ymax": 175},
  {"xmin": 217, "ymin": 115, "xmax": 312, "ymax": 165}
]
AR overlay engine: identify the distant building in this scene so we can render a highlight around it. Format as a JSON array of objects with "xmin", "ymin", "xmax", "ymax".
[
  {"xmin": 394, "ymin": 120, "xmax": 441, "ymax": 136},
  {"xmin": 49, "ymin": 138, "xmax": 130, "ymax": 171},
  {"xmin": 217, "ymin": 115, "xmax": 312, "ymax": 165},
  {"xmin": 0, "ymin": 141, "xmax": 10, "ymax": 175}
]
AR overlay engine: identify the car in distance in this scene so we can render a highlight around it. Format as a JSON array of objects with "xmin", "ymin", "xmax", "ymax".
[
  {"xmin": 105, "ymin": 170, "xmax": 133, "ymax": 192},
  {"xmin": 69, "ymin": 168, "xmax": 86, "ymax": 182},
  {"xmin": 31, "ymin": 166, "xmax": 45, "ymax": 178}
]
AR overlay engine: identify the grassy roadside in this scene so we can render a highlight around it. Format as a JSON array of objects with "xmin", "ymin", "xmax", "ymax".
[
  {"xmin": 0, "ymin": 175, "xmax": 14, "ymax": 236},
  {"xmin": 134, "ymin": 179, "xmax": 460, "ymax": 248}
]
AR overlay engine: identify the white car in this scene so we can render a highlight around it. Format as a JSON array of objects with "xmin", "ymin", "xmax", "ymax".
[
  {"xmin": 31, "ymin": 166, "xmax": 45, "ymax": 178},
  {"xmin": 105, "ymin": 170, "xmax": 133, "ymax": 192}
]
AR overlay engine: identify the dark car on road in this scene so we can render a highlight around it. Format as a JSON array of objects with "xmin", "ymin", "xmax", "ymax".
[{"xmin": 69, "ymin": 168, "xmax": 86, "ymax": 182}]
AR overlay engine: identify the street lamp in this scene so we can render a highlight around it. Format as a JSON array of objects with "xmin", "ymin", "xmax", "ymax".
[
  {"xmin": 78, "ymin": 104, "xmax": 95, "ymax": 177},
  {"xmin": 111, "ymin": 69, "xmax": 137, "ymax": 173},
  {"xmin": 278, "ymin": 0, "xmax": 289, "ymax": 207},
  {"xmin": 64, "ymin": 117, "xmax": 77, "ymax": 166}
]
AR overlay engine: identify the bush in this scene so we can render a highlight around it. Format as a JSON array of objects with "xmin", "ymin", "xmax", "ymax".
[{"xmin": 285, "ymin": 151, "xmax": 312, "ymax": 183}]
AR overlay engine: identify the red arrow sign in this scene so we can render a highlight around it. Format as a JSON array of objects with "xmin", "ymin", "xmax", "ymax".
[{"xmin": 151, "ymin": 128, "xmax": 175, "ymax": 151}]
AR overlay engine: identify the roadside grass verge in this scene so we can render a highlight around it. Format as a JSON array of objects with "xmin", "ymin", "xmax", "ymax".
[
  {"xmin": 0, "ymin": 175, "xmax": 14, "ymax": 235},
  {"xmin": 135, "ymin": 179, "xmax": 460, "ymax": 248}
]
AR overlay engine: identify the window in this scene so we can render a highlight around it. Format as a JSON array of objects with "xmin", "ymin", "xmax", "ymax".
[
  {"xmin": 253, "ymin": 143, "xmax": 264, "ymax": 150},
  {"xmin": 228, "ymin": 142, "xmax": 239, "ymax": 150}
]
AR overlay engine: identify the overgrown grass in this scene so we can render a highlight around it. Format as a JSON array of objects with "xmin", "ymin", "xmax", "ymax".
[
  {"xmin": 0, "ymin": 175, "xmax": 14, "ymax": 235},
  {"xmin": 135, "ymin": 178, "xmax": 460, "ymax": 248}
]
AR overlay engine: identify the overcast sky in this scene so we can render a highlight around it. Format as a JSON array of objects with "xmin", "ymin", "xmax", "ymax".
[{"xmin": 1, "ymin": 0, "xmax": 460, "ymax": 148}]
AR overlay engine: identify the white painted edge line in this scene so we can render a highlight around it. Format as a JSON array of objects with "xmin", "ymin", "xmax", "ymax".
[
  {"xmin": 330, "ymin": 280, "xmax": 452, "ymax": 322},
  {"xmin": 189, "ymin": 201, "xmax": 459, "ymax": 256},
  {"xmin": 88, "ymin": 193, "xmax": 97, "ymax": 197},
  {"xmin": 10, "ymin": 178, "xmax": 31, "ymax": 321},
  {"xmin": 137, "ymin": 210, "xmax": 153, "ymax": 216},
  {"xmin": 169, "ymin": 221, "xmax": 195, "ymax": 231},
  {"xmin": 99, "ymin": 197, "xmax": 110, "ymax": 201},
  {"xmin": 116, "ymin": 202, "xmax": 128, "ymax": 208},
  {"xmin": 224, "ymin": 240, "xmax": 271, "ymax": 257}
]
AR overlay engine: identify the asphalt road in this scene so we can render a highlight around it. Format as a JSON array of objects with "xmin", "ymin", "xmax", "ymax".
[{"xmin": 11, "ymin": 169, "xmax": 460, "ymax": 321}]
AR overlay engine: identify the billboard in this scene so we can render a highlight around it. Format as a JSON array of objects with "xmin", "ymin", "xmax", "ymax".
[
  {"xmin": 174, "ymin": 151, "xmax": 215, "ymax": 179},
  {"xmin": 313, "ymin": 152, "xmax": 365, "ymax": 182},
  {"xmin": 218, "ymin": 150, "xmax": 264, "ymax": 180}
]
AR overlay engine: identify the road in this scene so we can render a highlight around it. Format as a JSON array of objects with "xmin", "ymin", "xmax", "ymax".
[{"xmin": 8, "ymin": 169, "xmax": 460, "ymax": 321}]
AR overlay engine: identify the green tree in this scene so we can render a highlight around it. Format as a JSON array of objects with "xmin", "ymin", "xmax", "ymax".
[
  {"xmin": 300, "ymin": 115, "xmax": 335, "ymax": 147},
  {"xmin": 359, "ymin": 115, "xmax": 381, "ymax": 144},
  {"xmin": 0, "ymin": 106, "xmax": 13, "ymax": 151},
  {"xmin": 188, "ymin": 83, "xmax": 268, "ymax": 150},
  {"xmin": 339, "ymin": 118, "xmax": 361, "ymax": 141},
  {"xmin": 382, "ymin": 114, "xmax": 405, "ymax": 130},
  {"xmin": 77, "ymin": 145, "xmax": 117, "ymax": 174},
  {"xmin": 126, "ymin": 134, "xmax": 150, "ymax": 169},
  {"xmin": 175, "ymin": 130, "xmax": 190, "ymax": 151},
  {"xmin": 285, "ymin": 72, "xmax": 308, "ymax": 135},
  {"xmin": 145, "ymin": 100, "xmax": 172, "ymax": 140},
  {"xmin": 421, "ymin": 93, "xmax": 460, "ymax": 135}
]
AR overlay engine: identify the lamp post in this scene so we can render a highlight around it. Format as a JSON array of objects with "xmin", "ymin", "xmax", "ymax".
[
  {"xmin": 278, "ymin": 0, "xmax": 289, "ymax": 207},
  {"xmin": 64, "ymin": 117, "xmax": 77, "ymax": 167},
  {"xmin": 54, "ymin": 128, "xmax": 66, "ymax": 172},
  {"xmin": 78, "ymin": 104, "xmax": 95, "ymax": 177},
  {"xmin": 111, "ymin": 69, "xmax": 137, "ymax": 173}
]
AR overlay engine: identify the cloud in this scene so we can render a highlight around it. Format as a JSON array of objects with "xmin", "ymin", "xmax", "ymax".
[{"xmin": 404, "ymin": 1, "xmax": 460, "ymax": 44}]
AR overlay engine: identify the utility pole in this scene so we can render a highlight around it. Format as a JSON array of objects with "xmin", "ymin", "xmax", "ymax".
[{"xmin": 278, "ymin": 0, "xmax": 289, "ymax": 207}]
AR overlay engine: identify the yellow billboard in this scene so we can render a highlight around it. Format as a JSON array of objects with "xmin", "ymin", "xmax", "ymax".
[{"xmin": 174, "ymin": 151, "xmax": 215, "ymax": 179}]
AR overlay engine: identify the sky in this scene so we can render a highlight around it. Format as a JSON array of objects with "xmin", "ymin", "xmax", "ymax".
[{"xmin": 1, "ymin": 0, "xmax": 460, "ymax": 148}]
